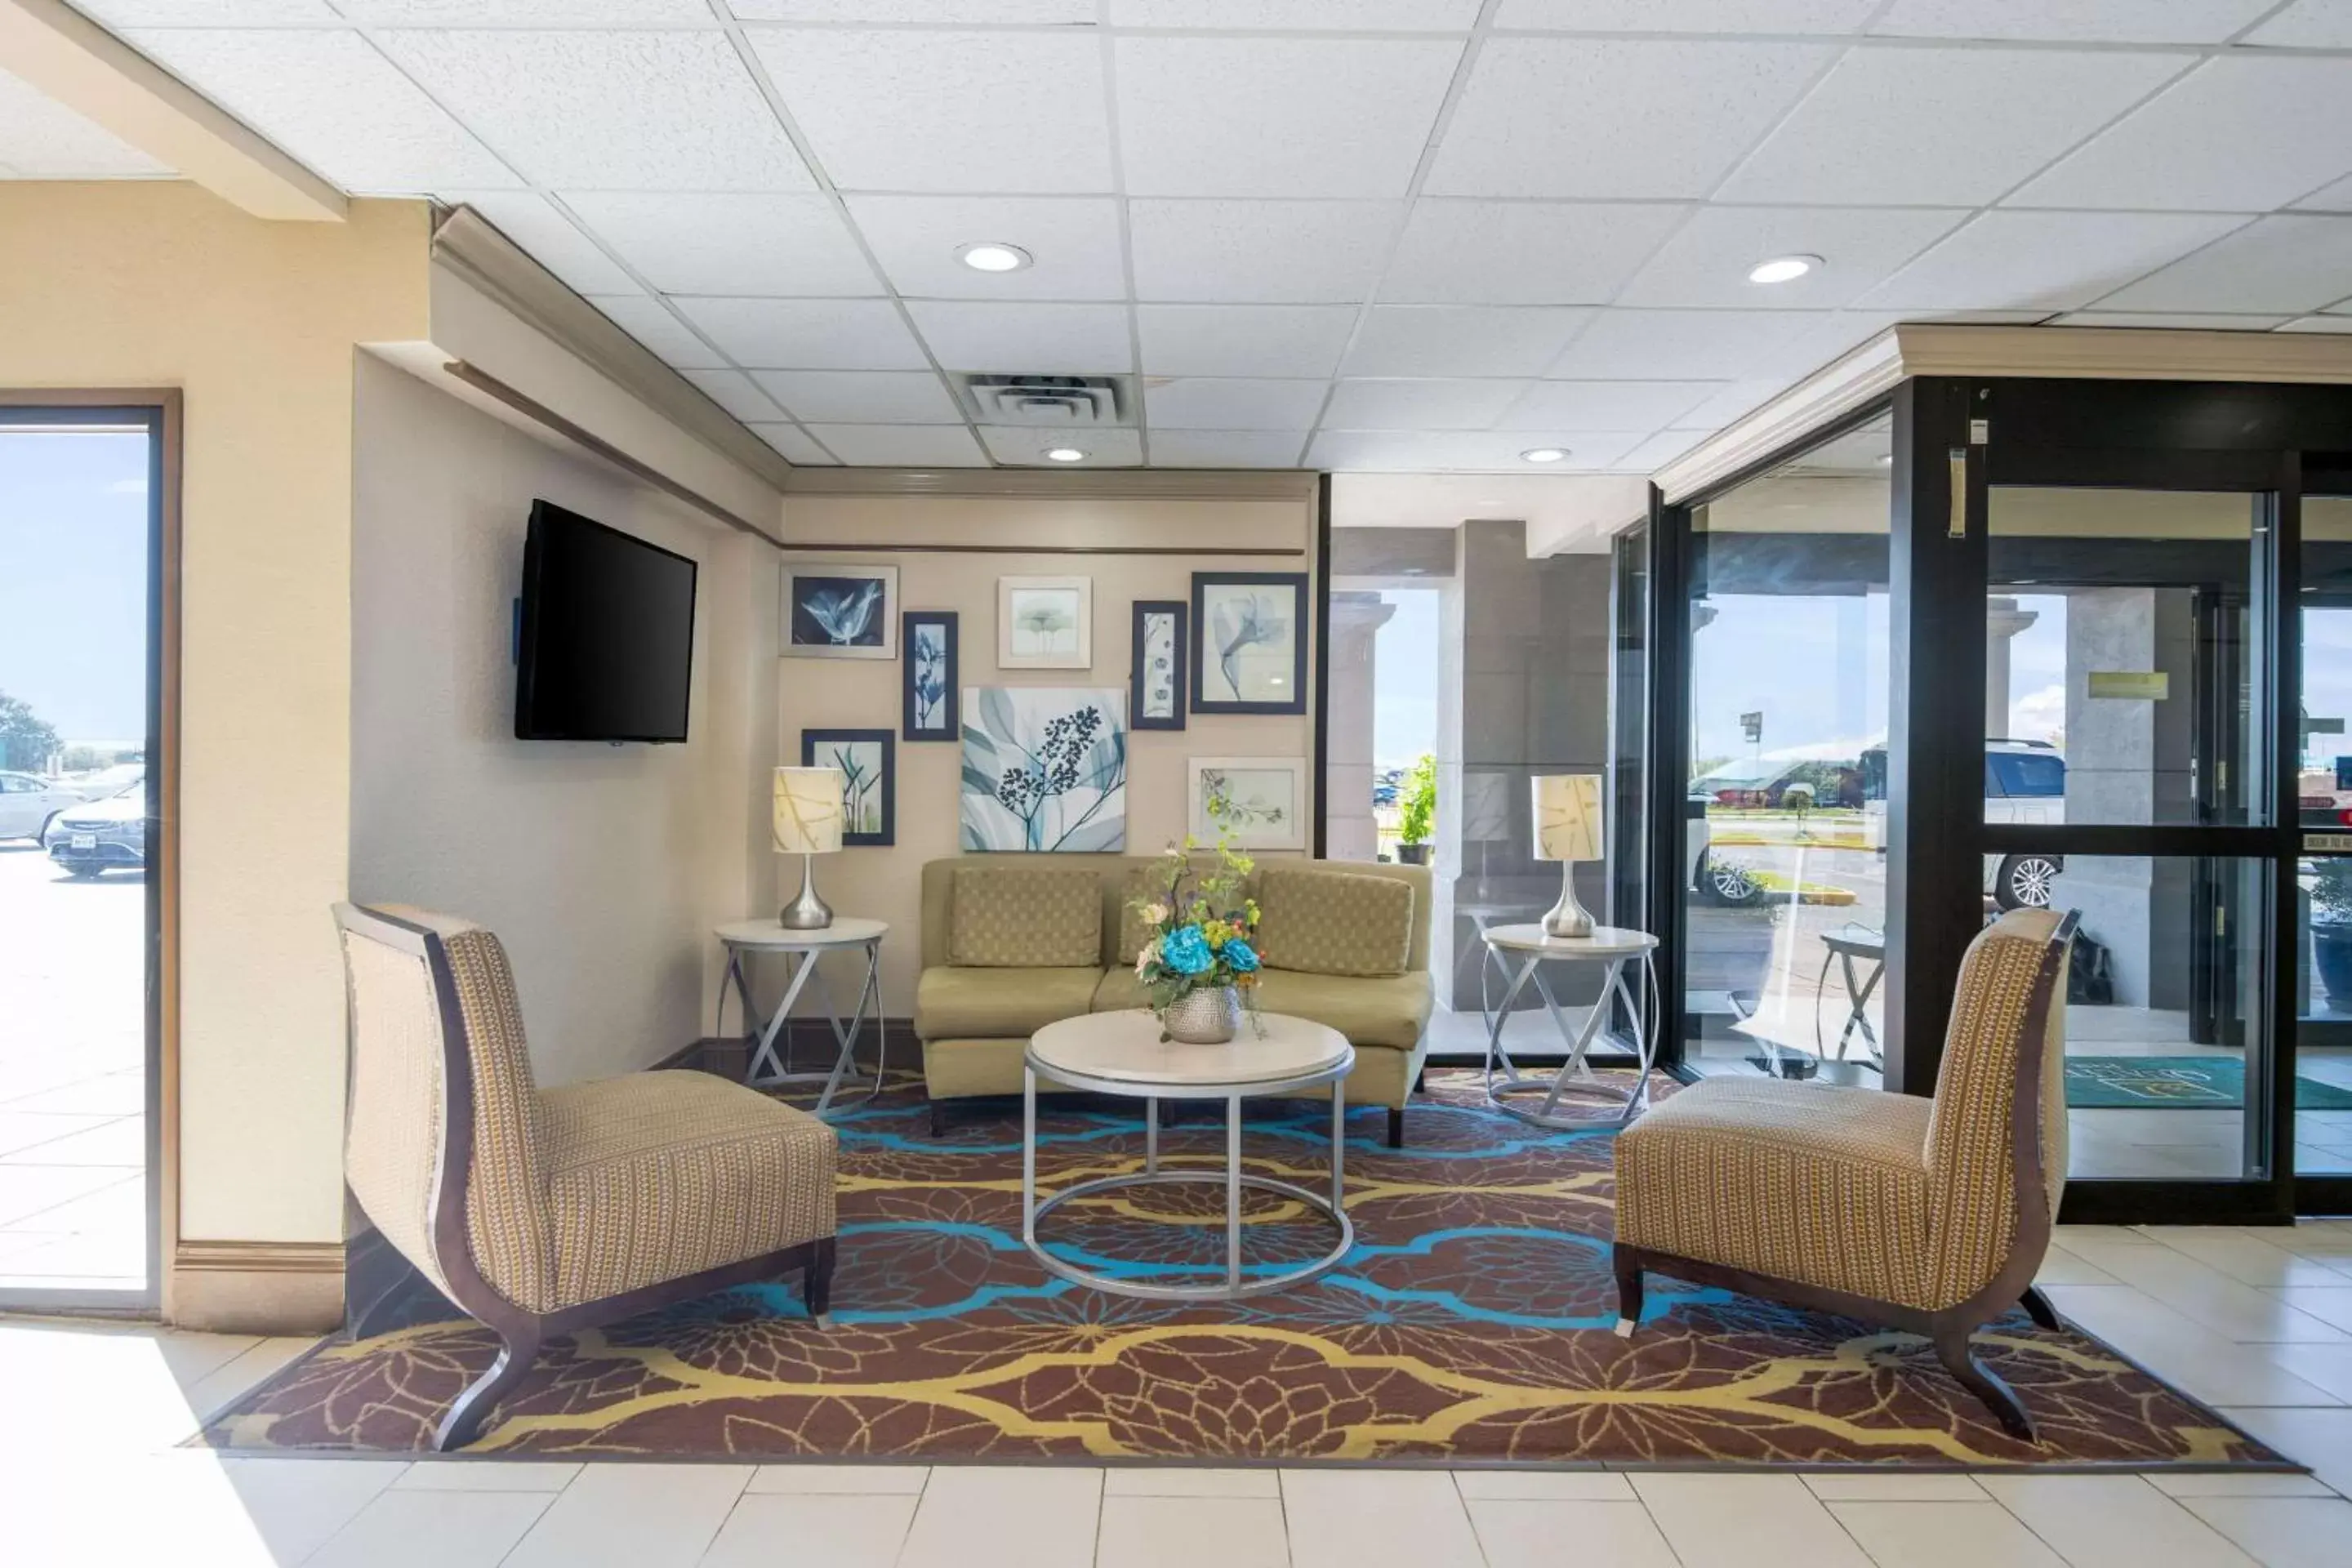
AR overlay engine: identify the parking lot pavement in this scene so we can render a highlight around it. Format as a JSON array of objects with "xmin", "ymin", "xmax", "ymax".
[{"xmin": 0, "ymin": 842, "xmax": 147, "ymax": 1291}]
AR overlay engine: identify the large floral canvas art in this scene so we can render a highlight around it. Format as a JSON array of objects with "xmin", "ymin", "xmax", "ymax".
[
  {"xmin": 960, "ymin": 687, "xmax": 1126, "ymax": 853},
  {"xmin": 786, "ymin": 564, "xmax": 897, "ymax": 659},
  {"xmin": 1192, "ymin": 572, "xmax": 1307, "ymax": 715}
]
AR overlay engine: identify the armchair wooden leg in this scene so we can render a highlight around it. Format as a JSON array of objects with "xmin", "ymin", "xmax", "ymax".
[
  {"xmin": 1933, "ymin": 1325, "xmax": 2036, "ymax": 1443},
  {"xmin": 1613, "ymin": 1251, "xmax": 1644, "ymax": 1337},
  {"xmin": 929, "ymin": 1102, "xmax": 947, "ymax": 1138},
  {"xmin": 2019, "ymin": 1285, "xmax": 2061, "ymax": 1331},
  {"xmin": 805, "ymin": 1236, "xmax": 835, "ymax": 1320},
  {"xmin": 434, "ymin": 1326, "xmax": 541, "ymax": 1452},
  {"xmin": 1387, "ymin": 1107, "xmax": 1405, "ymax": 1148}
]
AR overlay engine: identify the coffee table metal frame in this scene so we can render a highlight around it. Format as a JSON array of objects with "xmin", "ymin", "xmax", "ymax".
[
  {"xmin": 715, "ymin": 916, "xmax": 888, "ymax": 1118},
  {"xmin": 1479, "ymin": 923, "xmax": 1662, "ymax": 1130},
  {"xmin": 1020, "ymin": 1022, "xmax": 1356, "ymax": 1303}
]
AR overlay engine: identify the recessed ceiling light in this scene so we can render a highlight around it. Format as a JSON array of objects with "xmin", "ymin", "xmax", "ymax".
[
  {"xmin": 1747, "ymin": 254, "xmax": 1821, "ymax": 285},
  {"xmin": 956, "ymin": 242, "xmax": 1032, "ymax": 274},
  {"xmin": 1045, "ymin": 447, "xmax": 1086, "ymax": 463},
  {"xmin": 1521, "ymin": 448, "xmax": 1569, "ymax": 464}
]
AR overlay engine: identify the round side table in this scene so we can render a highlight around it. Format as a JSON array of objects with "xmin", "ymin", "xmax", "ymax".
[
  {"xmin": 1479, "ymin": 923, "xmax": 1661, "ymax": 1129},
  {"xmin": 715, "ymin": 916, "xmax": 889, "ymax": 1118},
  {"xmin": 1022, "ymin": 1010, "xmax": 1355, "ymax": 1303}
]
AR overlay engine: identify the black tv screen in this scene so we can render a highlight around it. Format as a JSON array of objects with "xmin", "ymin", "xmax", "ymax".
[{"xmin": 514, "ymin": 501, "xmax": 697, "ymax": 743}]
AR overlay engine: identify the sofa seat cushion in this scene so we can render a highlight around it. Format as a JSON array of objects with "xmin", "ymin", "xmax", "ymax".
[
  {"xmin": 1615, "ymin": 1076, "xmax": 1936, "ymax": 1312},
  {"xmin": 949, "ymin": 865, "xmax": 1103, "ymax": 967},
  {"xmin": 1089, "ymin": 969, "xmax": 1431, "ymax": 1050},
  {"xmin": 917, "ymin": 964, "xmax": 1103, "ymax": 1040},
  {"xmin": 539, "ymin": 1070, "xmax": 835, "ymax": 1313},
  {"xmin": 1254, "ymin": 865, "xmax": 1414, "ymax": 978}
]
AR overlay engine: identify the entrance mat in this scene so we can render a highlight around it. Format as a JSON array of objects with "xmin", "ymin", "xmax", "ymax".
[
  {"xmin": 2066, "ymin": 1056, "xmax": 2352, "ymax": 1111},
  {"xmin": 203, "ymin": 1072, "xmax": 2283, "ymax": 1468}
]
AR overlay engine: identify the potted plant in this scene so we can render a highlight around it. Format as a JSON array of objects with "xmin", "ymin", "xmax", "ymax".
[
  {"xmin": 1396, "ymin": 752, "xmax": 1436, "ymax": 866},
  {"xmin": 2315, "ymin": 859, "xmax": 2352, "ymax": 1008},
  {"xmin": 1130, "ymin": 832, "xmax": 1264, "ymax": 1044}
]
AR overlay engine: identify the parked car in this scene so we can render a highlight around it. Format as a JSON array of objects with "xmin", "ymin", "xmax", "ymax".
[
  {"xmin": 46, "ymin": 783, "xmax": 146, "ymax": 877},
  {"xmin": 1686, "ymin": 794, "xmax": 1763, "ymax": 906},
  {"xmin": 60, "ymin": 761, "xmax": 145, "ymax": 803},
  {"xmin": 0, "ymin": 770, "xmax": 85, "ymax": 844},
  {"xmin": 1983, "ymin": 739, "xmax": 2066, "ymax": 909}
]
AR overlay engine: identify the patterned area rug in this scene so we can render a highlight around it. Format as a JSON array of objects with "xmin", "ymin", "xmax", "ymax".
[
  {"xmin": 203, "ymin": 1071, "xmax": 2282, "ymax": 1468},
  {"xmin": 2065, "ymin": 1056, "xmax": 2352, "ymax": 1111}
]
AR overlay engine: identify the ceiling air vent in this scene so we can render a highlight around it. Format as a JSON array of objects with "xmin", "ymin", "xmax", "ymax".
[{"xmin": 957, "ymin": 373, "xmax": 1135, "ymax": 427}]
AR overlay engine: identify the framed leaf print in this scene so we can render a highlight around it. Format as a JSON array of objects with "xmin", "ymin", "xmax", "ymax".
[
  {"xmin": 1129, "ymin": 599, "xmax": 1187, "ymax": 732},
  {"xmin": 801, "ymin": 728, "xmax": 894, "ymax": 846},
  {"xmin": 785, "ymin": 564, "xmax": 898, "ymax": 659},
  {"xmin": 902, "ymin": 610, "xmax": 959, "ymax": 742},
  {"xmin": 1192, "ymin": 571, "xmax": 1307, "ymax": 715}
]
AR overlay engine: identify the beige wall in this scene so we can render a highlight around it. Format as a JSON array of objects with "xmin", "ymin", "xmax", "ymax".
[
  {"xmin": 349, "ymin": 354, "xmax": 778, "ymax": 1085},
  {"xmin": 0, "ymin": 182, "xmax": 432, "ymax": 1263},
  {"xmin": 774, "ymin": 488, "xmax": 1320, "ymax": 1017}
]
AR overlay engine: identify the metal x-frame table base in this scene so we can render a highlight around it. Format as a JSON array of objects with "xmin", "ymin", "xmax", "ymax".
[
  {"xmin": 727, "ymin": 943, "xmax": 885, "ymax": 1118},
  {"xmin": 1482, "ymin": 951, "xmax": 1660, "ymax": 1130}
]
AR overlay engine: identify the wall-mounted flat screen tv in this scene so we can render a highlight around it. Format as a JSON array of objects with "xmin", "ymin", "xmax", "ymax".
[{"xmin": 514, "ymin": 500, "xmax": 697, "ymax": 743}]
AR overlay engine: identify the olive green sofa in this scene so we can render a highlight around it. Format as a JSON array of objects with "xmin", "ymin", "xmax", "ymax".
[{"xmin": 913, "ymin": 855, "xmax": 1435, "ymax": 1144}]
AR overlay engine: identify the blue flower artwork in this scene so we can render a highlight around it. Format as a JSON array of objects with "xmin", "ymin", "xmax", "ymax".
[
  {"xmin": 960, "ymin": 687, "xmax": 1127, "ymax": 853},
  {"xmin": 786, "ymin": 566, "xmax": 896, "ymax": 658}
]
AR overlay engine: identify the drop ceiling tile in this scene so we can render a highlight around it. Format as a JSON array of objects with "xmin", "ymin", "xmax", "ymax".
[
  {"xmin": 344, "ymin": 1, "xmax": 713, "ymax": 20},
  {"xmin": 748, "ymin": 28, "xmax": 1110, "ymax": 194},
  {"xmin": 2242, "ymin": 1, "xmax": 2352, "ymax": 47},
  {"xmin": 904, "ymin": 301, "xmax": 1131, "ymax": 373},
  {"xmin": 1869, "ymin": 0, "xmax": 2274, "ymax": 42},
  {"xmin": 1143, "ymin": 430, "xmax": 1310, "ymax": 468},
  {"xmin": 1679, "ymin": 377, "xmax": 1787, "ymax": 426},
  {"xmin": 73, "ymin": 0, "xmax": 339, "ymax": 22},
  {"xmin": 1308, "ymin": 429, "xmax": 1642, "ymax": 471},
  {"xmin": 1425, "ymin": 38, "xmax": 1833, "ymax": 199},
  {"xmin": 1134, "ymin": 304, "xmax": 1360, "ymax": 376},
  {"xmin": 2093, "ymin": 216, "xmax": 2352, "ymax": 314},
  {"xmin": 124, "ymin": 29, "xmax": 518, "ymax": 190},
  {"xmin": 380, "ymin": 29, "xmax": 810, "ymax": 190},
  {"xmin": 1340, "ymin": 306, "xmax": 1592, "ymax": 377},
  {"xmin": 0, "ymin": 65, "xmax": 170, "ymax": 176},
  {"xmin": 1115, "ymin": 36, "xmax": 1461, "ymax": 199},
  {"xmin": 1618, "ymin": 428, "xmax": 1710, "ymax": 470},
  {"xmin": 447, "ymin": 191, "xmax": 637, "ymax": 293},
  {"xmin": 844, "ymin": 194, "xmax": 1125, "ymax": 301},
  {"xmin": 674, "ymin": 296, "xmax": 931, "ymax": 368},
  {"xmin": 2051, "ymin": 312, "xmax": 2291, "ymax": 330},
  {"xmin": 564, "ymin": 193, "xmax": 877, "ymax": 295},
  {"xmin": 1616, "ymin": 206, "xmax": 1967, "ymax": 310},
  {"xmin": 1855, "ymin": 210, "xmax": 2249, "ymax": 311},
  {"xmin": 1544, "ymin": 310, "xmax": 1824, "ymax": 378},
  {"xmin": 1322, "ymin": 379, "xmax": 1527, "ymax": 430},
  {"xmin": 749, "ymin": 369, "xmax": 962, "ymax": 423},
  {"xmin": 1499, "ymin": 380, "xmax": 1720, "ymax": 431},
  {"xmin": 1379, "ymin": 200, "xmax": 1689, "ymax": 305},
  {"xmin": 589, "ymin": 296, "xmax": 730, "ymax": 368},
  {"xmin": 1143, "ymin": 377, "xmax": 1330, "ymax": 430},
  {"xmin": 1717, "ymin": 47, "xmax": 2189, "ymax": 207},
  {"xmin": 1112, "ymin": 0, "xmax": 1479, "ymax": 24},
  {"xmin": 804, "ymin": 424, "xmax": 990, "ymax": 466},
  {"xmin": 2011, "ymin": 56, "xmax": 2352, "ymax": 212},
  {"xmin": 733, "ymin": 0, "xmax": 1089, "ymax": 18},
  {"xmin": 1496, "ymin": 0, "xmax": 1875, "ymax": 27},
  {"xmin": 1129, "ymin": 199, "xmax": 1400, "ymax": 302},
  {"xmin": 748, "ymin": 423, "xmax": 840, "ymax": 465},
  {"xmin": 681, "ymin": 368, "xmax": 788, "ymax": 421},
  {"xmin": 979, "ymin": 427, "xmax": 1144, "ymax": 466}
]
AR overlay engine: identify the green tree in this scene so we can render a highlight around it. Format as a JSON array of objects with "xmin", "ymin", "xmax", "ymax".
[
  {"xmin": 1398, "ymin": 752, "xmax": 1437, "ymax": 845},
  {"xmin": 0, "ymin": 691, "xmax": 60, "ymax": 772}
]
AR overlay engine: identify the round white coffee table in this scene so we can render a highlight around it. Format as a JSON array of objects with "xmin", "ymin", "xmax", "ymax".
[
  {"xmin": 1479, "ymin": 923, "xmax": 1660, "ymax": 1129},
  {"xmin": 715, "ymin": 916, "xmax": 889, "ymax": 1117},
  {"xmin": 1022, "ymin": 1009, "xmax": 1355, "ymax": 1302}
]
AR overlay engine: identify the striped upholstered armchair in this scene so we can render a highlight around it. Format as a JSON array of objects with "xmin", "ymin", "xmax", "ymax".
[
  {"xmin": 1611, "ymin": 906, "xmax": 2077, "ymax": 1440},
  {"xmin": 335, "ymin": 904, "xmax": 838, "ymax": 1450}
]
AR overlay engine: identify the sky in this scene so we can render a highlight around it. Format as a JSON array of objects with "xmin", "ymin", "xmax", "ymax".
[
  {"xmin": 1689, "ymin": 589, "xmax": 1889, "ymax": 771},
  {"xmin": 0, "ymin": 429, "xmax": 150, "ymax": 746},
  {"xmin": 1371, "ymin": 587, "xmax": 1439, "ymax": 768}
]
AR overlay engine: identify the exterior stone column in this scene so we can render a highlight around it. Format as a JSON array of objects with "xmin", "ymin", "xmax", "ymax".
[
  {"xmin": 1986, "ymin": 595, "xmax": 2038, "ymax": 737},
  {"xmin": 1324, "ymin": 591, "xmax": 1395, "ymax": 863}
]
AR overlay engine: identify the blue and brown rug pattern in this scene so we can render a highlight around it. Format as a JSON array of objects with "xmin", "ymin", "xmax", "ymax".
[{"xmin": 203, "ymin": 1071, "xmax": 2280, "ymax": 1468}]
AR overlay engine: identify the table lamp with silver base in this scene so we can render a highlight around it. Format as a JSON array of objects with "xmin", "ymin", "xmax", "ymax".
[
  {"xmin": 773, "ymin": 765, "xmax": 845, "ymax": 929},
  {"xmin": 1533, "ymin": 773, "xmax": 1603, "ymax": 939}
]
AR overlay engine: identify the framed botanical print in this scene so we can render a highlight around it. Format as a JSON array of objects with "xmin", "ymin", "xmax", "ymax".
[
  {"xmin": 1129, "ymin": 599, "xmax": 1187, "ymax": 731},
  {"xmin": 1192, "ymin": 571, "xmax": 1307, "ymax": 715},
  {"xmin": 1188, "ymin": 755, "xmax": 1307, "ymax": 851},
  {"xmin": 960, "ymin": 688, "xmax": 1127, "ymax": 853},
  {"xmin": 785, "ymin": 564, "xmax": 897, "ymax": 659},
  {"xmin": 801, "ymin": 728, "xmax": 894, "ymax": 846},
  {"xmin": 902, "ymin": 610, "xmax": 959, "ymax": 742},
  {"xmin": 997, "ymin": 575, "xmax": 1091, "ymax": 670}
]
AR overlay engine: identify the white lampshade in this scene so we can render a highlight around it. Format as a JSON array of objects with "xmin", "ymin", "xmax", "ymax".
[
  {"xmin": 773, "ymin": 767, "xmax": 845, "ymax": 856},
  {"xmin": 1532, "ymin": 774, "xmax": 1603, "ymax": 862}
]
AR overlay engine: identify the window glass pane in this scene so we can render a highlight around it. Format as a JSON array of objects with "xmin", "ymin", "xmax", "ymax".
[{"xmin": 2297, "ymin": 497, "xmax": 2352, "ymax": 1174}]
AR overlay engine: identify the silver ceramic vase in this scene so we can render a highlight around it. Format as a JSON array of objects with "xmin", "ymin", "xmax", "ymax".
[{"xmin": 1161, "ymin": 984, "xmax": 1241, "ymax": 1045}]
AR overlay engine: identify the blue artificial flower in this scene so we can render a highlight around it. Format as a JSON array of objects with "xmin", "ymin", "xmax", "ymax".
[
  {"xmin": 1160, "ymin": 924, "xmax": 1213, "ymax": 976},
  {"xmin": 1223, "ymin": 938, "xmax": 1259, "ymax": 973}
]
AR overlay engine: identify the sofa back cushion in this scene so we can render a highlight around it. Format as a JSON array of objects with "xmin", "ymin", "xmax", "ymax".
[
  {"xmin": 949, "ymin": 865, "xmax": 1104, "ymax": 967},
  {"xmin": 1255, "ymin": 865, "xmax": 1415, "ymax": 978}
]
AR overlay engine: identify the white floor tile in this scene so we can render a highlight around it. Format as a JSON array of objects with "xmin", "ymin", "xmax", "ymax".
[
  {"xmin": 1628, "ymin": 1473, "xmax": 1872, "ymax": 1568},
  {"xmin": 898, "ymin": 1465, "xmax": 1103, "ymax": 1568},
  {"xmin": 700, "ymin": 1492, "xmax": 920, "ymax": 1568},
  {"xmin": 1281, "ymin": 1469, "xmax": 1483, "ymax": 1568},
  {"xmin": 1828, "ymin": 1499, "xmax": 2065, "ymax": 1568},
  {"xmin": 2221, "ymin": 1408, "xmax": 2352, "ymax": 1495},
  {"xmin": 2266, "ymin": 1290, "xmax": 2352, "ymax": 1334},
  {"xmin": 310, "ymin": 1488, "xmax": 555, "ymax": 1568},
  {"xmin": 2261, "ymin": 1344, "xmax": 2352, "ymax": 1403},
  {"xmin": 746, "ymin": 1462, "xmax": 929, "ymax": 1494},
  {"xmin": 2040, "ymin": 1286, "xmax": 2344, "ymax": 1407},
  {"xmin": 203, "ymin": 1456, "xmax": 408, "ymax": 1564},
  {"xmin": 2035, "ymin": 1248, "xmax": 2122, "ymax": 1286},
  {"xmin": 1104, "ymin": 1466, "xmax": 1281, "ymax": 1497},
  {"xmin": 393, "ymin": 1459, "xmax": 583, "ymax": 1491},
  {"xmin": 1978, "ymin": 1475, "xmax": 2256, "ymax": 1568},
  {"xmin": 1802, "ymin": 1472, "xmax": 1989, "ymax": 1501},
  {"xmin": 2144, "ymin": 1471, "xmax": 2339, "ymax": 1498},
  {"xmin": 502, "ymin": 1462, "xmax": 752, "ymax": 1568},
  {"xmin": 1098, "ymin": 1495, "xmax": 1290, "ymax": 1568},
  {"xmin": 2053, "ymin": 1240, "xmax": 2347, "ymax": 1343},
  {"xmin": 1454, "ymin": 1469, "xmax": 1633, "ymax": 1500},
  {"xmin": 183, "ymin": 1335, "xmax": 321, "ymax": 1421},
  {"xmin": 2136, "ymin": 1231, "xmax": 2352, "ymax": 1290},
  {"xmin": 1468, "ymin": 1499, "xmax": 1678, "ymax": 1568},
  {"xmin": 2176, "ymin": 1496, "xmax": 2352, "ymax": 1568}
]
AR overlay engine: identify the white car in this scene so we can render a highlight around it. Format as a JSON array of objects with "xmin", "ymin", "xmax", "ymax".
[
  {"xmin": 1984, "ymin": 740, "xmax": 2066, "ymax": 909},
  {"xmin": 61, "ymin": 762, "xmax": 145, "ymax": 803},
  {"xmin": 0, "ymin": 770, "xmax": 86, "ymax": 844}
]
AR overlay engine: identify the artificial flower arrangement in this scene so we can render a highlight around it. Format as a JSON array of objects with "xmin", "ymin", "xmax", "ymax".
[{"xmin": 1129, "ymin": 830, "xmax": 1265, "ymax": 1043}]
